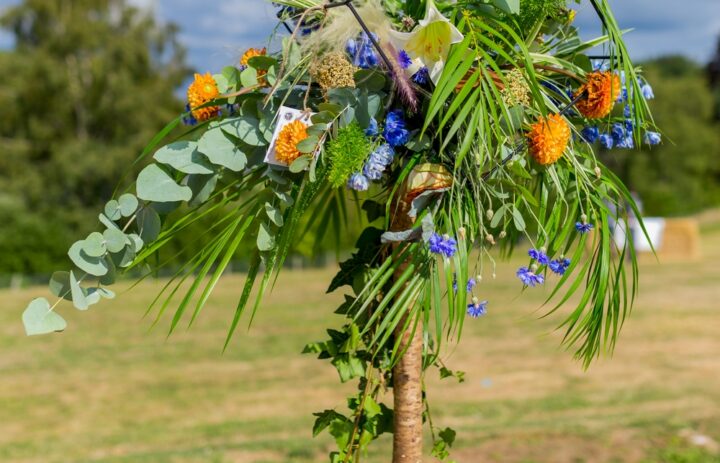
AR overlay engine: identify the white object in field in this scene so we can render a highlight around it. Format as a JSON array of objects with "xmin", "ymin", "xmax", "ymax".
[
  {"xmin": 264, "ymin": 106, "xmax": 316, "ymax": 168},
  {"xmin": 633, "ymin": 217, "xmax": 665, "ymax": 252}
]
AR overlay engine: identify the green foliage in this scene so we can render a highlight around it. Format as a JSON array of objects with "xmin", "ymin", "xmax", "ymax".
[
  {"xmin": 326, "ymin": 123, "xmax": 374, "ymax": 188},
  {"xmin": 0, "ymin": 0, "xmax": 189, "ymax": 275},
  {"xmin": 601, "ymin": 57, "xmax": 720, "ymax": 216}
]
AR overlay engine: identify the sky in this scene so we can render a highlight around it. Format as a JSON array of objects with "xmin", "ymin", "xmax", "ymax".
[{"xmin": 1, "ymin": 0, "xmax": 719, "ymax": 73}]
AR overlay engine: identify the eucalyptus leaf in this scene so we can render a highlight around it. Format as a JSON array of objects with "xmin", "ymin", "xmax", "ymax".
[
  {"xmin": 240, "ymin": 67, "xmax": 258, "ymax": 87},
  {"xmin": 118, "ymin": 193, "xmax": 139, "ymax": 217},
  {"xmin": 68, "ymin": 241, "xmax": 109, "ymax": 277},
  {"xmin": 99, "ymin": 213, "xmax": 121, "ymax": 231},
  {"xmin": 109, "ymin": 244, "xmax": 136, "ymax": 268},
  {"xmin": 265, "ymin": 203, "xmax": 284, "ymax": 227},
  {"xmin": 128, "ymin": 233, "xmax": 144, "ymax": 253},
  {"xmin": 70, "ymin": 270, "xmax": 88, "ymax": 310},
  {"xmin": 154, "ymin": 141, "xmax": 214, "ymax": 175},
  {"xmin": 289, "ymin": 155, "xmax": 311, "ymax": 173},
  {"xmin": 187, "ymin": 174, "xmax": 219, "ymax": 207},
  {"xmin": 104, "ymin": 200, "xmax": 122, "ymax": 220},
  {"xmin": 22, "ymin": 298, "xmax": 66, "ymax": 336},
  {"xmin": 103, "ymin": 228, "xmax": 128, "ymax": 253},
  {"xmin": 296, "ymin": 137, "xmax": 318, "ymax": 154},
  {"xmin": 257, "ymin": 222, "xmax": 275, "ymax": 251},
  {"xmin": 198, "ymin": 128, "xmax": 247, "ymax": 171},
  {"xmin": 49, "ymin": 271, "xmax": 72, "ymax": 301},
  {"xmin": 136, "ymin": 164, "xmax": 192, "ymax": 203},
  {"xmin": 220, "ymin": 117, "xmax": 265, "ymax": 147},
  {"xmin": 99, "ymin": 257, "xmax": 116, "ymax": 286},
  {"xmin": 82, "ymin": 232, "xmax": 106, "ymax": 258},
  {"xmin": 136, "ymin": 206, "xmax": 161, "ymax": 243}
]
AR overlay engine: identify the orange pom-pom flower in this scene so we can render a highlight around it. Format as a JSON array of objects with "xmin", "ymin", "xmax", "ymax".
[
  {"xmin": 275, "ymin": 120, "xmax": 309, "ymax": 165},
  {"xmin": 527, "ymin": 114, "xmax": 571, "ymax": 165},
  {"xmin": 240, "ymin": 47, "xmax": 268, "ymax": 85},
  {"xmin": 187, "ymin": 72, "xmax": 220, "ymax": 122},
  {"xmin": 574, "ymin": 71, "xmax": 621, "ymax": 119}
]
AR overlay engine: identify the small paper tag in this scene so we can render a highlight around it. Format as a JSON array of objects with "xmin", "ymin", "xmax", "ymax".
[{"xmin": 264, "ymin": 106, "xmax": 316, "ymax": 168}]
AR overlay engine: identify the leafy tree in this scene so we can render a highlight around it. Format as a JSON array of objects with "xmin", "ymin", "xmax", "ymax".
[
  {"xmin": 600, "ymin": 56, "xmax": 720, "ymax": 216},
  {"xmin": 0, "ymin": 0, "xmax": 190, "ymax": 274}
]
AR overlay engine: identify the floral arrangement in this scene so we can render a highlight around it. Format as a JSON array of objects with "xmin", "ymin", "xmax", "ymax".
[{"xmin": 22, "ymin": 0, "xmax": 660, "ymax": 460}]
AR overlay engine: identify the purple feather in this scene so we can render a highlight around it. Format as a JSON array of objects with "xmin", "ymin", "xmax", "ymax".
[{"xmin": 382, "ymin": 43, "xmax": 418, "ymax": 113}]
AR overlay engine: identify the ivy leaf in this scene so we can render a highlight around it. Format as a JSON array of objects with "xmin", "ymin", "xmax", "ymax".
[
  {"xmin": 22, "ymin": 298, "xmax": 66, "ymax": 336},
  {"xmin": 331, "ymin": 354, "xmax": 365, "ymax": 383},
  {"xmin": 136, "ymin": 164, "xmax": 192, "ymax": 203},
  {"xmin": 312, "ymin": 410, "xmax": 347, "ymax": 437},
  {"xmin": 153, "ymin": 141, "xmax": 214, "ymax": 175}
]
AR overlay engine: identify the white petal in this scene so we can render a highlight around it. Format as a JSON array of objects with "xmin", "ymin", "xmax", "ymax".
[
  {"xmin": 429, "ymin": 60, "xmax": 446, "ymax": 85},
  {"xmin": 388, "ymin": 29, "xmax": 413, "ymax": 51}
]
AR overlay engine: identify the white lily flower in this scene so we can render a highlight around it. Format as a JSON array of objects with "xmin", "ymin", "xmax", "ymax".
[{"xmin": 389, "ymin": 0, "xmax": 464, "ymax": 84}]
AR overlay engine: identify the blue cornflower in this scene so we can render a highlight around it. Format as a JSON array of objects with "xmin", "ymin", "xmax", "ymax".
[
  {"xmin": 182, "ymin": 104, "xmax": 197, "ymax": 126},
  {"xmin": 528, "ymin": 248, "xmax": 550, "ymax": 266},
  {"xmin": 365, "ymin": 117, "xmax": 379, "ymax": 136},
  {"xmin": 599, "ymin": 133, "xmax": 614, "ymax": 149},
  {"xmin": 516, "ymin": 267, "xmax": 544, "ymax": 287},
  {"xmin": 362, "ymin": 160, "xmax": 385, "ymax": 180},
  {"xmin": 575, "ymin": 222, "xmax": 594, "ymax": 234},
  {"xmin": 641, "ymin": 83, "xmax": 654, "ymax": 100},
  {"xmin": 467, "ymin": 299, "xmax": 488, "ymax": 318},
  {"xmin": 398, "ymin": 50, "xmax": 413, "ymax": 69},
  {"xmin": 644, "ymin": 131, "xmax": 661, "ymax": 146},
  {"xmin": 347, "ymin": 173, "xmax": 369, "ymax": 191},
  {"xmin": 369, "ymin": 143, "xmax": 394, "ymax": 166},
  {"xmin": 581, "ymin": 126, "xmax": 599, "ymax": 143},
  {"xmin": 383, "ymin": 110, "xmax": 410, "ymax": 147},
  {"xmin": 412, "ymin": 66, "xmax": 430, "ymax": 85},
  {"xmin": 549, "ymin": 258, "xmax": 571, "ymax": 275},
  {"xmin": 428, "ymin": 233, "xmax": 457, "ymax": 258}
]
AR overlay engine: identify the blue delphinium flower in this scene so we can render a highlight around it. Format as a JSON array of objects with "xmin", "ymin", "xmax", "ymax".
[
  {"xmin": 347, "ymin": 33, "xmax": 379, "ymax": 69},
  {"xmin": 467, "ymin": 298, "xmax": 488, "ymax": 318},
  {"xmin": 575, "ymin": 222, "xmax": 594, "ymax": 234},
  {"xmin": 528, "ymin": 248, "xmax": 550, "ymax": 265},
  {"xmin": 182, "ymin": 104, "xmax": 198, "ymax": 126},
  {"xmin": 599, "ymin": 133, "xmax": 614, "ymax": 149},
  {"xmin": 617, "ymin": 135, "xmax": 634, "ymax": 149},
  {"xmin": 592, "ymin": 60, "xmax": 609, "ymax": 72},
  {"xmin": 581, "ymin": 126, "xmax": 599, "ymax": 143},
  {"xmin": 611, "ymin": 123, "xmax": 625, "ymax": 144},
  {"xmin": 644, "ymin": 131, "xmax": 661, "ymax": 146},
  {"xmin": 363, "ymin": 161, "xmax": 384, "ymax": 180},
  {"xmin": 466, "ymin": 278, "xmax": 477, "ymax": 292},
  {"xmin": 369, "ymin": 143, "xmax": 394, "ymax": 165},
  {"xmin": 365, "ymin": 117, "xmax": 378, "ymax": 137},
  {"xmin": 383, "ymin": 110, "xmax": 410, "ymax": 147},
  {"xmin": 624, "ymin": 104, "xmax": 632, "ymax": 118},
  {"xmin": 428, "ymin": 233, "xmax": 457, "ymax": 258},
  {"xmin": 641, "ymin": 83, "xmax": 654, "ymax": 100},
  {"xmin": 549, "ymin": 258, "xmax": 571, "ymax": 275},
  {"xmin": 412, "ymin": 66, "xmax": 430, "ymax": 85},
  {"xmin": 347, "ymin": 173, "xmax": 369, "ymax": 191},
  {"xmin": 516, "ymin": 267, "xmax": 544, "ymax": 287},
  {"xmin": 398, "ymin": 50, "xmax": 413, "ymax": 69}
]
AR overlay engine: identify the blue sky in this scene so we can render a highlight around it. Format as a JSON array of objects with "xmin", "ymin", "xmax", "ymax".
[{"xmin": 1, "ymin": 0, "xmax": 719, "ymax": 72}]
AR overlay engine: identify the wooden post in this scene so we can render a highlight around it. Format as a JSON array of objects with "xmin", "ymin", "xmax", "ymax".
[{"xmin": 391, "ymin": 201, "xmax": 424, "ymax": 463}]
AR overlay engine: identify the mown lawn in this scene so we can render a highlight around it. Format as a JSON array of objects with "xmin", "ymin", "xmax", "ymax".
[{"xmin": 1, "ymin": 215, "xmax": 719, "ymax": 463}]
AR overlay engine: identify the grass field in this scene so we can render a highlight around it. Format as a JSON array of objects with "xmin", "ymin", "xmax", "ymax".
[{"xmin": 1, "ymin": 214, "xmax": 720, "ymax": 463}]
